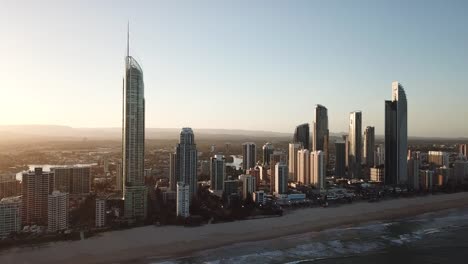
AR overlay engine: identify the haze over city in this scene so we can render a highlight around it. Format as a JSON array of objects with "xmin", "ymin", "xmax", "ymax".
[
  {"xmin": 2, "ymin": 1, "xmax": 468, "ymax": 264},
  {"xmin": 1, "ymin": 0, "xmax": 467, "ymax": 137}
]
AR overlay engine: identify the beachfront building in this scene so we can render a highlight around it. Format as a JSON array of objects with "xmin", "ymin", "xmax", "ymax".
[
  {"xmin": 453, "ymin": 160, "xmax": 468, "ymax": 184},
  {"xmin": 239, "ymin": 174, "xmax": 256, "ymax": 200},
  {"xmin": 370, "ymin": 167, "xmax": 384, "ymax": 182},
  {"xmin": 176, "ymin": 182, "xmax": 190, "ymax": 218},
  {"xmin": 22, "ymin": 168, "xmax": 53, "ymax": 226},
  {"xmin": 223, "ymin": 180, "xmax": 240, "ymax": 196},
  {"xmin": 288, "ymin": 143, "xmax": 302, "ymax": 181},
  {"xmin": 275, "ymin": 162, "xmax": 288, "ymax": 195},
  {"xmin": 311, "ymin": 151, "xmax": 325, "ymax": 190},
  {"xmin": 47, "ymin": 191, "xmax": 69, "ymax": 232},
  {"xmin": 242, "ymin": 142, "xmax": 257, "ymax": 171},
  {"xmin": 210, "ymin": 155, "xmax": 226, "ymax": 192},
  {"xmin": 313, "ymin": 104, "xmax": 329, "ymax": 166},
  {"xmin": 0, "ymin": 196, "xmax": 21, "ymax": 238},
  {"xmin": 363, "ymin": 126, "xmax": 375, "ymax": 166},
  {"xmin": 122, "ymin": 27, "xmax": 147, "ymax": 221},
  {"xmin": 334, "ymin": 141, "xmax": 346, "ymax": 178},
  {"xmin": 96, "ymin": 199, "xmax": 106, "ymax": 228},
  {"xmin": 297, "ymin": 149, "xmax": 310, "ymax": 185},
  {"xmin": 385, "ymin": 81, "xmax": 408, "ymax": 185},
  {"xmin": 269, "ymin": 150, "xmax": 287, "ymax": 194},
  {"xmin": 408, "ymin": 157, "xmax": 421, "ymax": 190},
  {"xmin": 175, "ymin": 128, "xmax": 198, "ymax": 199},
  {"xmin": 349, "ymin": 111, "xmax": 362, "ymax": 179}
]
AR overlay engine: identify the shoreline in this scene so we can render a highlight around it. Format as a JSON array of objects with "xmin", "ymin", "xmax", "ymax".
[{"xmin": 2, "ymin": 192, "xmax": 468, "ymax": 264}]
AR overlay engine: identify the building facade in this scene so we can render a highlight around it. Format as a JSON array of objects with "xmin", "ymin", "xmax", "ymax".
[
  {"xmin": 47, "ymin": 191, "xmax": 69, "ymax": 232},
  {"xmin": 175, "ymin": 128, "xmax": 198, "ymax": 199},
  {"xmin": 262, "ymin": 142, "xmax": 274, "ymax": 166},
  {"xmin": 239, "ymin": 174, "xmax": 257, "ymax": 199},
  {"xmin": 176, "ymin": 182, "xmax": 190, "ymax": 218},
  {"xmin": 311, "ymin": 151, "xmax": 325, "ymax": 190},
  {"xmin": 349, "ymin": 111, "xmax": 362, "ymax": 179},
  {"xmin": 0, "ymin": 196, "xmax": 21, "ymax": 238},
  {"xmin": 52, "ymin": 167, "xmax": 91, "ymax": 194},
  {"xmin": 313, "ymin": 105, "xmax": 329, "ymax": 166},
  {"xmin": 385, "ymin": 81, "xmax": 408, "ymax": 185},
  {"xmin": 334, "ymin": 141, "xmax": 346, "ymax": 178},
  {"xmin": 242, "ymin": 142, "xmax": 257, "ymax": 171},
  {"xmin": 95, "ymin": 199, "xmax": 106, "ymax": 228},
  {"xmin": 275, "ymin": 162, "xmax": 288, "ymax": 194},
  {"xmin": 210, "ymin": 155, "xmax": 226, "ymax": 191},
  {"xmin": 288, "ymin": 143, "xmax": 302, "ymax": 182},
  {"xmin": 297, "ymin": 149, "xmax": 310, "ymax": 185},
  {"xmin": 122, "ymin": 29, "xmax": 147, "ymax": 220},
  {"xmin": 293, "ymin": 123, "xmax": 310, "ymax": 150},
  {"xmin": 22, "ymin": 168, "xmax": 53, "ymax": 226},
  {"xmin": 363, "ymin": 126, "xmax": 375, "ymax": 166}
]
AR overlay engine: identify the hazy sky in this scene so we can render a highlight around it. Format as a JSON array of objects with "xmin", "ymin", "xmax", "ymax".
[{"xmin": 1, "ymin": 0, "xmax": 467, "ymax": 137}]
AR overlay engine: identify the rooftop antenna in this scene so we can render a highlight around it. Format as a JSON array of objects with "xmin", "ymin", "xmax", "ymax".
[{"xmin": 126, "ymin": 21, "xmax": 130, "ymax": 57}]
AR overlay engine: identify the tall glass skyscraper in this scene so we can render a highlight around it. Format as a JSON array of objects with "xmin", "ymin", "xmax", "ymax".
[
  {"xmin": 122, "ymin": 26, "xmax": 147, "ymax": 221},
  {"xmin": 363, "ymin": 126, "xmax": 375, "ymax": 166},
  {"xmin": 313, "ymin": 105, "xmax": 329, "ymax": 166},
  {"xmin": 293, "ymin": 123, "xmax": 310, "ymax": 150},
  {"xmin": 385, "ymin": 81, "xmax": 408, "ymax": 185},
  {"xmin": 176, "ymin": 128, "xmax": 198, "ymax": 199},
  {"xmin": 348, "ymin": 111, "xmax": 362, "ymax": 179}
]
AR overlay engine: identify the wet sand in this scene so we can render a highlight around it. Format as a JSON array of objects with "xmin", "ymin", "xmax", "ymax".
[{"xmin": 2, "ymin": 192, "xmax": 468, "ymax": 264}]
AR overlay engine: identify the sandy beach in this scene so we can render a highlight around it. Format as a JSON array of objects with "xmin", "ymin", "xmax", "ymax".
[{"xmin": 2, "ymin": 192, "xmax": 468, "ymax": 264}]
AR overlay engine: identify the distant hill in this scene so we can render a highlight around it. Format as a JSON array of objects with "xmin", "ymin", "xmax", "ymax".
[{"xmin": 0, "ymin": 125, "xmax": 466, "ymax": 142}]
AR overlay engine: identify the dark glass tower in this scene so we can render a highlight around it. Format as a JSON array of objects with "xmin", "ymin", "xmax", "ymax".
[
  {"xmin": 293, "ymin": 123, "xmax": 310, "ymax": 150},
  {"xmin": 385, "ymin": 82, "xmax": 408, "ymax": 185}
]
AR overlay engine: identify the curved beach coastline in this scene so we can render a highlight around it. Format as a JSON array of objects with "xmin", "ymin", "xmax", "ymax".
[{"xmin": 2, "ymin": 192, "xmax": 468, "ymax": 264}]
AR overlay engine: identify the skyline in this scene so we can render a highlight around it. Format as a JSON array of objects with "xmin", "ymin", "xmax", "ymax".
[{"xmin": 1, "ymin": 1, "xmax": 468, "ymax": 137}]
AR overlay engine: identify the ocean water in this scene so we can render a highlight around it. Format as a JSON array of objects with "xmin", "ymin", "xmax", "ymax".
[{"xmin": 153, "ymin": 207, "xmax": 468, "ymax": 264}]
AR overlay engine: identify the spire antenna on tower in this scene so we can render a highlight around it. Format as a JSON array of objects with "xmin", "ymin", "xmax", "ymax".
[{"xmin": 127, "ymin": 21, "xmax": 130, "ymax": 57}]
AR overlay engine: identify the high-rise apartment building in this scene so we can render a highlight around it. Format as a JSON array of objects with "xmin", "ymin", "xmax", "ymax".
[
  {"xmin": 122, "ymin": 27, "xmax": 147, "ymax": 221},
  {"xmin": 408, "ymin": 158, "xmax": 421, "ymax": 190},
  {"xmin": 293, "ymin": 123, "xmax": 310, "ymax": 150},
  {"xmin": 210, "ymin": 155, "xmax": 226, "ymax": 191},
  {"xmin": 239, "ymin": 174, "xmax": 257, "ymax": 199},
  {"xmin": 51, "ymin": 167, "xmax": 91, "ymax": 194},
  {"xmin": 311, "ymin": 151, "xmax": 325, "ymax": 190},
  {"xmin": 242, "ymin": 142, "xmax": 257, "ymax": 170},
  {"xmin": 0, "ymin": 196, "xmax": 21, "ymax": 238},
  {"xmin": 262, "ymin": 143, "xmax": 274, "ymax": 166},
  {"xmin": 428, "ymin": 151, "xmax": 449, "ymax": 167},
  {"xmin": 385, "ymin": 81, "xmax": 408, "ymax": 185},
  {"xmin": 47, "ymin": 191, "xmax": 68, "ymax": 232},
  {"xmin": 175, "ymin": 128, "xmax": 198, "ymax": 199},
  {"xmin": 313, "ymin": 105, "xmax": 329, "ymax": 167},
  {"xmin": 297, "ymin": 149, "xmax": 310, "ymax": 185},
  {"xmin": 334, "ymin": 141, "xmax": 346, "ymax": 178},
  {"xmin": 95, "ymin": 199, "xmax": 106, "ymax": 228},
  {"xmin": 169, "ymin": 152, "xmax": 177, "ymax": 191},
  {"xmin": 349, "ymin": 111, "xmax": 362, "ymax": 179},
  {"xmin": 116, "ymin": 162, "xmax": 123, "ymax": 191},
  {"xmin": 269, "ymin": 150, "xmax": 287, "ymax": 193},
  {"xmin": 176, "ymin": 182, "xmax": 190, "ymax": 218},
  {"xmin": 0, "ymin": 175, "xmax": 21, "ymax": 199},
  {"xmin": 275, "ymin": 162, "xmax": 288, "ymax": 194},
  {"xmin": 363, "ymin": 126, "xmax": 375, "ymax": 166},
  {"xmin": 288, "ymin": 143, "xmax": 302, "ymax": 181},
  {"xmin": 22, "ymin": 168, "xmax": 53, "ymax": 226},
  {"xmin": 342, "ymin": 134, "xmax": 350, "ymax": 168},
  {"xmin": 370, "ymin": 167, "xmax": 384, "ymax": 182},
  {"xmin": 374, "ymin": 144, "xmax": 385, "ymax": 166}
]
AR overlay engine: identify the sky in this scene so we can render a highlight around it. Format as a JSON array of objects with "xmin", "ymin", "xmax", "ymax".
[{"xmin": 1, "ymin": 0, "xmax": 467, "ymax": 137}]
